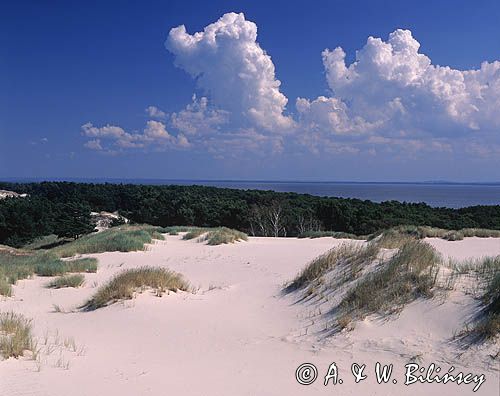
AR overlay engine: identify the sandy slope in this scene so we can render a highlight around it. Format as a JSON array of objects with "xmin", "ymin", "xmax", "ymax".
[{"xmin": 0, "ymin": 235, "xmax": 499, "ymax": 395}]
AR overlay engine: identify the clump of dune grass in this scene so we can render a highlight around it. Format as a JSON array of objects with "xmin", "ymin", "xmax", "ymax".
[
  {"xmin": 373, "ymin": 228, "xmax": 415, "ymax": 249},
  {"xmin": 371, "ymin": 225, "xmax": 500, "ymax": 243},
  {"xmin": 0, "ymin": 250, "xmax": 97, "ymax": 295},
  {"xmin": 23, "ymin": 234, "xmax": 70, "ymax": 250},
  {"xmin": 0, "ymin": 278, "xmax": 11, "ymax": 297},
  {"xmin": 286, "ymin": 242, "xmax": 379, "ymax": 293},
  {"xmin": 47, "ymin": 274, "xmax": 85, "ymax": 289},
  {"xmin": 338, "ymin": 240, "xmax": 440, "ymax": 321},
  {"xmin": 160, "ymin": 226, "xmax": 199, "ymax": 235},
  {"xmin": 0, "ymin": 312, "xmax": 35, "ymax": 359},
  {"xmin": 203, "ymin": 227, "xmax": 248, "ymax": 245},
  {"xmin": 182, "ymin": 228, "xmax": 208, "ymax": 240},
  {"xmin": 34, "ymin": 257, "xmax": 97, "ymax": 276},
  {"xmin": 82, "ymin": 267, "xmax": 190, "ymax": 310},
  {"xmin": 298, "ymin": 231, "xmax": 366, "ymax": 240},
  {"xmin": 456, "ymin": 256, "xmax": 500, "ymax": 342},
  {"xmin": 52, "ymin": 225, "xmax": 165, "ymax": 258}
]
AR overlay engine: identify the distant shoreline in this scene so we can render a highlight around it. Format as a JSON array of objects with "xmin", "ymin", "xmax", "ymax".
[{"xmin": 1, "ymin": 177, "xmax": 500, "ymax": 186}]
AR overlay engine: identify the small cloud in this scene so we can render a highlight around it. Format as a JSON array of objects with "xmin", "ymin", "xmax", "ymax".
[
  {"xmin": 145, "ymin": 106, "xmax": 166, "ymax": 119},
  {"xmin": 82, "ymin": 121, "xmax": 189, "ymax": 152},
  {"xmin": 84, "ymin": 139, "xmax": 103, "ymax": 150}
]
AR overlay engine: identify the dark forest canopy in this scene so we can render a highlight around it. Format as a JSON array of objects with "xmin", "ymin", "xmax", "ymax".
[{"xmin": 0, "ymin": 181, "xmax": 499, "ymax": 247}]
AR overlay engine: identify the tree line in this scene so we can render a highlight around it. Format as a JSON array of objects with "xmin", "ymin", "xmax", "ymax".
[{"xmin": 0, "ymin": 181, "xmax": 499, "ymax": 247}]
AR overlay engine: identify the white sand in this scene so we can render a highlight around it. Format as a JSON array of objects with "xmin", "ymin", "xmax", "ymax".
[{"xmin": 1, "ymin": 235, "xmax": 499, "ymax": 395}]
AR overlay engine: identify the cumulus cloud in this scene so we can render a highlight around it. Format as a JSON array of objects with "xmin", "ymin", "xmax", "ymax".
[
  {"xmin": 298, "ymin": 29, "xmax": 500, "ymax": 154},
  {"xmin": 166, "ymin": 12, "xmax": 294, "ymax": 132},
  {"xmin": 171, "ymin": 95, "xmax": 229, "ymax": 135},
  {"xmin": 82, "ymin": 121, "xmax": 189, "ymax": 151},
  {"xmin": 84, "ymin": 139, "xmax": 103, "ymax": 151},
  {"xmin": 145, "ymin": 106, "xmax": 166, "ymax": 119},
  {"xmin": 83, "ymin": 13, "xmax": 500, "ymax": 160}
]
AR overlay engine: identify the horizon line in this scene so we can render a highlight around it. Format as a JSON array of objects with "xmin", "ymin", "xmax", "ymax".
[{"xmin": 1, "ymin": 177, "xmax": 500, "ymax": 186}]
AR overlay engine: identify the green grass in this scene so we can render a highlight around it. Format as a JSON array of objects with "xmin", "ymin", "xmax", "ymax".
[
  {"xmin": 51, "ymin": 225, "xmax": 165, "ymax": 258},
  {"xmin": 338, "ymin": 240, "xmax": 440, "ymax": 322},
  {"xmin": 373, "ymin": 228, "xmax": 416, "ymax": 249},
  {"xmin": 298, "ymin": 230, "xmax": 367, "ymax": 239},
  {"xmin": 0, "ymin": 312, "xmax": 35, "ymax": 359},
  {"xmin": 182, "ymin": 228, "xmax": 208, "ymax": 240},
  {"xmin": 371, "ymin": 225, "xmax": 500, "ymax": 242},
  {"xmin": 82, "ymin": 267, "xmax": 190, "ymax": 310},
  {"xmin": 0, "ymin": 278, "xmax": 11, "ymax": 297},
  {"xmin": 47, "ymin": 274, "xmax": 85, "ymax": 289},
  {"xmin": 160, "ymin": 226, "xmax": 199, "ymax": 235},
  {"xmin": 34, "ymin": 257, "xmax": 97, "ymax": 276},
  {"xmin": 181, "ymin": 227, "xmax": 248, "ymax": 245},
  {"xmin": 23, "ymin": 234, "xmax": 70, "ymax": 250},
  {"xmin": 461, "ymin": 256, "xmax": 500, "ymax": 341},
  {"xmin": 204, "ymin": 227, "xmax": 248, "ymax": 245},
  {"xmin": 286, "ymin": 242, "xmax": 379, "ymax": 292},
  {"xmin": 0, "ymin": 250, "xmax": 97, "ymax": 295}
]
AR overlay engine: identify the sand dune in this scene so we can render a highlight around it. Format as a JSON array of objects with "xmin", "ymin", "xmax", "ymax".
[{"xmin": 1, "ymin": 235, "xmax": 498, "ymax": 395}]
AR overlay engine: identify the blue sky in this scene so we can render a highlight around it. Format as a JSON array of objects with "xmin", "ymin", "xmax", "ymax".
[{"xmin": 1, "ymin": 0, "xmax": 500, "ymax": 181}]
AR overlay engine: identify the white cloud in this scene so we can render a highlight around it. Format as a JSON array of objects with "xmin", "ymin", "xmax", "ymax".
[
  {"xmin": 84, "ymin": 139, "xmax": 103, "ymax": 151},
  {"xmin": 171, "ymin": 95, "xmax": 228, "ymax": 135},
  {"xmin": 82, "ymin": 121, "xmax": 189, "ymax": 151},
  {"xmin": 145, "ymin": 106, "xmax": 166, "ymax": 119},
  {"xmin": 294, "ymin": 29, "xmax": 500, "ymax": 156},
  {"xmin": 83, "ymin": 14, "xmax": 500, "ymax": 161},
  {"xmin": 166, "ymin": 12, "xmax": 294, "ymax": 132}
]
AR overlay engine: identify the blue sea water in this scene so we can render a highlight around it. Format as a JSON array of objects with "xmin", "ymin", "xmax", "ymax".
[{"xmin": 161, "ymin": 181, "xmax": 500, "ymax": 209}]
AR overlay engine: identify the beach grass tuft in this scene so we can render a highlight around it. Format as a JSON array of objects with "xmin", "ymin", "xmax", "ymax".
[
  {"xmin": 0, "ymin": 250, "xmax": 97, "ymax": 295},
  {"xmin": 0, "ymin": 312, "xmax": 35, "ymax": 359},
  {"xmin": 287, "ymin": 242, "xmax": 379, "ymax": 292},
  {"xmin": 204, "ymin": 227, "xmax": 248, "ymax": 245},
  {"xmin": 51, "ymin": 225, "xmax": 165, "ymax": 258},
  {"xmin": 182, "ymin": 228, "xmax": 208, "ymax": 240},
  {"xmin": 82, "ymin": 266, "xmax": 190, "ymax": 310},
  {"xmin": 461, "ymin": 256, "xmax": 500, "ymax": 341},
  {"xmin": 47, "ymin": 274, "xmax": 85, "ymax": 289},
  {"xmin": 298, "ymin": 231, "xmax": 366, "ymax": 240},
  {"xmin": 338, "ymin": 240, "xmax": 440, "ymax": 320}
]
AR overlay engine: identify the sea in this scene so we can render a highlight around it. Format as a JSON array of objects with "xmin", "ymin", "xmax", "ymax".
[{"xmin": 5, "ymin": 178, "xmax": 498, "ymax": 209}]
